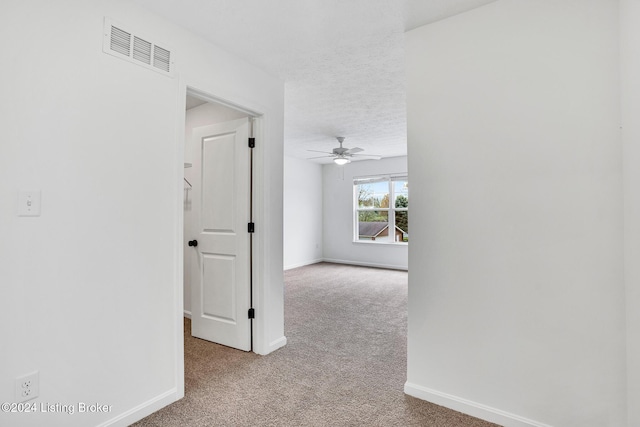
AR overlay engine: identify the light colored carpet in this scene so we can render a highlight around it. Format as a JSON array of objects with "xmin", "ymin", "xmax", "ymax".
[{"xmin": 133, "ymin": 262, "xmax": 499, "ymax": 427}]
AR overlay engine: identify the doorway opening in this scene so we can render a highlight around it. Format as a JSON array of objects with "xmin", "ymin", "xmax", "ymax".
[{"xmin": 182, "ymin": 88, "xmax": 260, "ymax": 353}]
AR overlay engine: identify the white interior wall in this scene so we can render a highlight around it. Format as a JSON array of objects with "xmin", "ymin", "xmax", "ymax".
[
  {"xmin": 621, "ymin": 1, "xmax": 640, "ymax": 425},
  {"xmin": 0, "ymin": 1, "xmax": 284, "ymax": 426},
  {"xmin": 183, "ymin": 102, "xmax": 247, "ymax": 316},
  {"xmin": 405, "ymin": 1, "xmax": 626, "ymax": 426},
  {"xmin": 283, "ymin": 156, "xmax": 323, "ymax": 270},
  {"xmin": 322, "ymin": 156, "xmax": 408, "ymax": 270}
]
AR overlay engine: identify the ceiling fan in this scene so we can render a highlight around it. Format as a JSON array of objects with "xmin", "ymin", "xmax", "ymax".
[{"xmin": 307, "ymin": 137, "xmax": 382, "ymax": 165}]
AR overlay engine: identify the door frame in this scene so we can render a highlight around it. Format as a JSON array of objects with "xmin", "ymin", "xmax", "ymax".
[{"xmin": 173, "ymin": 83, "xmax": 265, "ymax": 399}]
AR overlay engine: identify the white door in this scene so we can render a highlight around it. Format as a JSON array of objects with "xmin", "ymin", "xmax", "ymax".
[{"xmin": 190, "ymin": 118, "xmax": 252, "ymax": 351}]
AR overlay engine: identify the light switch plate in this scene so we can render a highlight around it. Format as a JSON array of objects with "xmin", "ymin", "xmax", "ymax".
[{"xmin": 18, "ymin": 191, "xmax": 41, "ymax": 217}]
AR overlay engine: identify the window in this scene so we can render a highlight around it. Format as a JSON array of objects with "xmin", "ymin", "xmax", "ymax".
[{"xmin": 354, "ymin": 175, "xmax": 408, "ymax": 243}]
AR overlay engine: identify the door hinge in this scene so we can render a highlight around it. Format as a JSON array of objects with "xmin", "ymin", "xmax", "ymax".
[
  {"xmin": 248, "ymin": 222, "xmax": 255, "ymax": 233},
  {"xmin": 248, "ymin": 137, "xmax": 255, "ymax": 148},
  {"xmin": 248, "ymin": 308, "xmax": 255, "ymax": 319}
]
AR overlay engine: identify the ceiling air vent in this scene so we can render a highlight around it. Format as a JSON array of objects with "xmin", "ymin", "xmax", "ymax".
[{"xmin": 103, "ymin": 18, "xmax": 174, "ymax": 77}]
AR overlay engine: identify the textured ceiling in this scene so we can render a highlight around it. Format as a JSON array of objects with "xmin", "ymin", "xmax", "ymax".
[{"xmin": 134, "ymin": 0, "xmax": 497, "ymax": 163}]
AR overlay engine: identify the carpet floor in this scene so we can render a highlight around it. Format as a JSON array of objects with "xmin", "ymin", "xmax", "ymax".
[{"xmin": 133, "ymin": 262, "xmax": 499, "ymax": 427}]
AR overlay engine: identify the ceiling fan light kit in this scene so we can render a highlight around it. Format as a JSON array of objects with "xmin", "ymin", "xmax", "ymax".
[{"xmin": 307, "ymin": 136, "xmax": 382, "ymax": 165}]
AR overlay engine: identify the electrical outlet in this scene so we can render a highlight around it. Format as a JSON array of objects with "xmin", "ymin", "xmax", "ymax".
[{"xmin": 15, "ymin": 371, "xmax": 39, "ymax": 402}]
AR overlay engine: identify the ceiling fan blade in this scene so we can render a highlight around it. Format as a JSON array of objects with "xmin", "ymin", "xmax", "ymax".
[
  {"xmin": 307, "ymin": 149, "xmax": 333, "ymax": 154},
  {"xmin": 346, "ymin": 147, "xmax": 364, "ymax": 154},
  {"xmin": 351, "ymin": 153, "xmax": 382, "ymax": 160},
  {"xmin": 306, "ymin": 155, "xmax": 335, "ymax": 160}
]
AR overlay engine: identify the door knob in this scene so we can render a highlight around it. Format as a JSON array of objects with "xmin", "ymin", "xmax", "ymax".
[{"xmin": 188, "ymin": 240, "xmax": 198, "ymax": 247}]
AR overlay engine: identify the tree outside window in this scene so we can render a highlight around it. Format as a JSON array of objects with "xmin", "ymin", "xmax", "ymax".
[{"xmin": 354, "ymin": 175, "xmax": 408, "ymax": 243}]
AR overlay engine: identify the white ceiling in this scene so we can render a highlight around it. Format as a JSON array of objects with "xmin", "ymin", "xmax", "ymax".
[{"xmin": 135, "ymin": 0, "xmax": 497, "ymax": 163}]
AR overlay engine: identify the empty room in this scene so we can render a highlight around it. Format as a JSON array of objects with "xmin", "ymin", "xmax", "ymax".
[{"xmin": 2, "ymin": 1, "xmax": 640, "ymax": 427}]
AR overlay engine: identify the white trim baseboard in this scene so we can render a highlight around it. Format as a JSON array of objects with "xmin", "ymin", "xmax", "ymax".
[
  {"xmin": 404, "ymin": 382, "xmax": 553, "ymax": 427},
  {"xmin": 183, "ymin": 310, "xmax": 192, "ymax": 319},
  {"xmin": 322, "ymin": 258, "xmax": 408, "ymax": 271},
  {"xmin": 259, "ymin": 336, "xmax": 286, "ymax": 355},
  {"xmin": 283, "ymin": 258, "xmax": 323, "ymax": 271},
  {"xmin": 99, "ymin": 388, "xmax": 179, "ymax": 427}
]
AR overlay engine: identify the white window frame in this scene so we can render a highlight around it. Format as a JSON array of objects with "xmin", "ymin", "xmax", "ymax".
[{"xmin": 353, "ymin": 174, "xmax": 408, "ymax": 245}]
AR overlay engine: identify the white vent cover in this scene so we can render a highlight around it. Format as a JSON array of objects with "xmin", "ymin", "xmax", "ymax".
[{"xmin": 103, "ymin": 18, "xmax": 174, "ymax": 76}]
